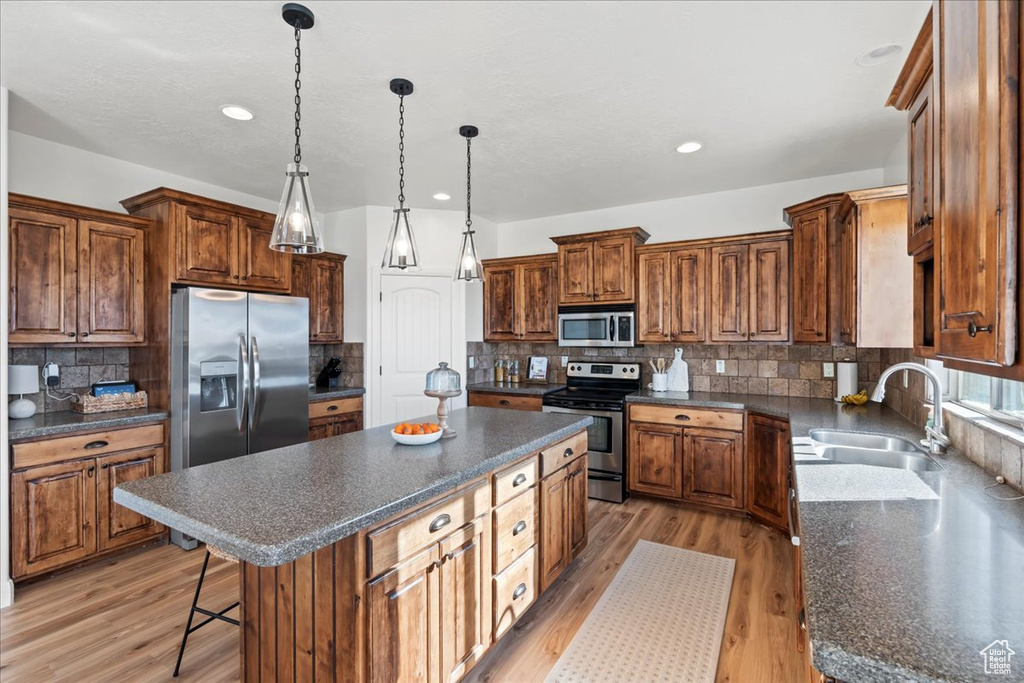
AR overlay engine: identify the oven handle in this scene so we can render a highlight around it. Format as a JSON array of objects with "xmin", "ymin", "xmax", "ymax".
[
  {"xmin": 587, "ymin": 471, "xmax": 622, "ymax": 482},
  {"xmin": 542, "ymin": 405, "xmax": 623, "ymax": 418}
]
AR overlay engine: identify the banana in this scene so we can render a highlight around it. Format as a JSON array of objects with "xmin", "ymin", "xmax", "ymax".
[{"xmin": 840, "ymin": 389, "xmax": 869, "ymax": 405}]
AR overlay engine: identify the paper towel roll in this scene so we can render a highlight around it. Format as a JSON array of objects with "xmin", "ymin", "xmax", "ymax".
[{"xmin": 835, "ymin": 362, "xmax": 858, "ymax": 400}]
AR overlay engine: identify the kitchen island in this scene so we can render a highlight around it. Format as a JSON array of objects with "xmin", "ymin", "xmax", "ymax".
[{"xmin": 116, "ymin": 407, "xmax": 592, "ymax": 682}]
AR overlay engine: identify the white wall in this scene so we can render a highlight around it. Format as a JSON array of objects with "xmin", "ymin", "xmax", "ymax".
[
  {"xmin": 1, "ymin": 87, "xmax": 13, "ymax": 609},
  {"xmin": 494, "ymin": 168, "xmax": 885, "ymax": 256},
  {"xmin": 881, "ymin": 130, "xmax": 909, "ymax": 185},
  {"xmin": 322, "ymin": 206, "xmax": 369, "ymax": 343}
]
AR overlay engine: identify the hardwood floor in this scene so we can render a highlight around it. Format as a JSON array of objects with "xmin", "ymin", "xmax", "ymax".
[{"xmin": 0, "ymin": 498, "xmax": 805, "ymax": 682}]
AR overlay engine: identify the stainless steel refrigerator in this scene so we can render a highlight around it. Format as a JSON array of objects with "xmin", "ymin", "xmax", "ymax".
[{"xmin": 170, "ymin": 287, "xmax": 309, "ymax": 549}]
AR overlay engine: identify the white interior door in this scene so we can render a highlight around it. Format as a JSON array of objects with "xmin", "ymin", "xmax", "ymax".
[{"xmin": 378, "ymin": 274, "xmax": 456, "ymax": 425}]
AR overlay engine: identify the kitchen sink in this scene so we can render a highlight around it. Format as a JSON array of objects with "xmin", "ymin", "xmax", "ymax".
[
  {"xmin": 809, "ymin": 429, "xmax": 922, "ymax": 453},
  {"xmin": 819, "ymin": 446, "xmax": 943, "ymax": 472}
]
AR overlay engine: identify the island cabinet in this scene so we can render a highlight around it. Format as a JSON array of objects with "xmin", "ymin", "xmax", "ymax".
[
  {"xmin": 308, "ymin": 396, "xmax": 363, "ymax": 441},
  {"xmin": 551, "ymin": 227, "xmax": 650, "ymax": 306},
  {"xmin": 481, "ymin": 254, "xmax": 558, "ymax": 342},
  {"xmin": 291, "ymin": 251, "xmax": 346, "ymax": 343},
  {"xmin": 745, "ymin": 413, "xmax": 791, "ymax": 533},
  {"xmin": 8, "ymin": 194, "xmax": 148, "ymax": 345},
  {"xmin": 9, "ymin": 422, "xmax": 166, "ymax": 581},
  {"xmin": 783, "ymin": 194, "xmax": 843, "ymax": 344},
  {"xmin": 627, "ymin": 405, "xmax": 745, "ymax": 511},
  {"xmin": 538, "ymin": 443, "xmax": 588, "ymax": 592}
]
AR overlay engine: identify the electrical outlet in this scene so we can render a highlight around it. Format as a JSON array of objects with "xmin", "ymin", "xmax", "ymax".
[
  {"xmin": 561, "ymin": 356, "xmax": 569, "ymax": 367},
  {"xmin": 823, "ymin": 362, "xmax": 835, "ymax": 378},
  {"xmin": 43, "ymin": 363, "xmax": 60, "ymax": 387},
  {"xmin": 468, "ymin": 357, "xmax": 476, "ymax": 369},
  {"xmin": 716, "ymin": 360, "xmax": 726, "ymax": 374}
]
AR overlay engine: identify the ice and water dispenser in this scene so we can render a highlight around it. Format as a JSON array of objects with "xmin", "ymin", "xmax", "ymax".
[{"xmin": 199, "ymin": 360, "xmax": 238, "ymax": 412}]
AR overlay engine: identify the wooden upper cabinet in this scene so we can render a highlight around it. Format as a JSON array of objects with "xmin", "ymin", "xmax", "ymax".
[
  {"xmin": 592, "ymin": 236, "xmax": 634, "ymax": 303},
  {"xmin": 934, "ymin": 0, "xmax": 1019, "ymax": 366},
  {"xmin": 552, "ymin": 227, "xmax": 650, "ymax": 306},
  {"xmin": 175, "ymin": 204, "xmax": 239, "ymax": 285},
  {"xmin": 907, "ymin": 75, "xmax": 936, "ymax": 255},
  {"xmin": 746, "ymin": 414, "xmax": 790, "ymax": 532},
  {"xmin": 239, "ymin": 216, "xmax": 291, "ymax": 291},
  {"xmin": 311, "ymin": 254, "xmax": 345, "ymax": 343},
  {"xmin": 77, "ymin": 220, "xmax": 145, "ymax": 344},
  {"xmin": 682, "ymin": 428, "xmax": 744, "ymax": 511},
  {"xmin": 838, "ymin": 209, "xmax": 858, "ymax": 344},
  {"xmin": 709, "ymin": 244, "xmax": 749, "ymax": 342},
  {"xmin": 9, "ymin": 195, "xmax": 149, "ymax": 345},
  {"xmin": 749, "ymin": 239, "xmax": 790, "ymax": 342},
  {"xmin": 785, "ymin": 195, "xmax": 840, "ymax": 343},
  {"xmin": 637, "ymin": 252, "xmax": 671, "ymax": 343},
  {"xmin": 557, "ymin": 242, "xmax": 594, "ymax": 305},
  {"xmin": 9, "ymin": 206, "xmax": 78, "ymax": 343},
  {"xmin": 670, "ymin": 248, "xmax": 707, "ymax": 343},
  {"xmin": 482, "ymin": 254, "xmax": 558, "ymax": 342}
]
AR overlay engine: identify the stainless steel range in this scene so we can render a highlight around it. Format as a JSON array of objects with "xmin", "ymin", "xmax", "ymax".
[{"xmin": 542, "ymin": 361, "xmax": 640, "ymax": 503}]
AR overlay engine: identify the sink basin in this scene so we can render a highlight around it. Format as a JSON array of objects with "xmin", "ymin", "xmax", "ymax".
[
  {"xmin": 809, "ymin": 429, "xmax": 922, "ymax": 453},
  {"xmin": 819, "ymin": 446, "xmax": 943, "ymax": 472}
]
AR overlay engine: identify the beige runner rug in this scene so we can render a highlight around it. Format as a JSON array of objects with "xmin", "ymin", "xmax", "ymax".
[{"xmin": 545, "ymin": 540, "xmax": 735, "ymax": 683}]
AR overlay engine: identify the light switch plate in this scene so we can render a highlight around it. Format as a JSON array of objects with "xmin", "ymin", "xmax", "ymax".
[
  {"xmin": 823, "ymin": 362, "xmax": 835, "ymax": 378},
  {"xmin": 561, "ymin": 356, "xmax": 569, "ymax": 367},
  {"xmin": 716, "ymin": 360, "xmax": 726, "ymax": 374},
  {"xmin": 468, "ymin": 357, "xmax": 476, "ymax": 369}
]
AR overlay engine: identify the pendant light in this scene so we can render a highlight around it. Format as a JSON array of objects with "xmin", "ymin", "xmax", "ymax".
[
  {"xmin": 382, "ymin": 79, "xmax": 420, "ymax": 270},
  {"xmin": 269, "ymin": 3, "xmax": 324, "ymax": 254},
  {"xmin": 455, "ymin": 125, "xmax": 484, "ymax": 282}
]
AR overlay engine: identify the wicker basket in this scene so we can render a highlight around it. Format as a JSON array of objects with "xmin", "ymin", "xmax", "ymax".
[{"xmin": 70, "ymin": 390, "xmax": 148, "ymax": 414}]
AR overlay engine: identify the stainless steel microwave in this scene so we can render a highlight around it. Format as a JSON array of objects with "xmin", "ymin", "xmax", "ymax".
[{"xmin": 557, "ymin": 306, "xmax": 635, "ymax": 347}]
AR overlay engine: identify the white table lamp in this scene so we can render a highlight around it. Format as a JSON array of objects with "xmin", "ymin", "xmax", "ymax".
[{"xmin": 9, "ymin": 365, "xmax": 40, "ymax": 419}]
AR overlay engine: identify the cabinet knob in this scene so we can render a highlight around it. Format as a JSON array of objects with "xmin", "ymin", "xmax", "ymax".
[
  {"xmin": 428, "ymin": 514, "xmax": 452, "ymax": 533},
  {"xmin": 80, "ymin": 332, "xmax": 90, "ymax": 338},
  {"xmin": 233, "ymin": 275, "xmax": 239, "ymax": 280},
  {"xmin": 513, "ymin": 520, "xmax": 528, "ymax": 536},
  {"xmin": 67, "ymin": 332, "xmax": 76, "ymax": 338},
  {"xmin": 967, "ymin": 321, "xmax": 992, "ymax": 338},
  {"xmin": 513, "ymin": 583, "xmax": 528, "ymax": 600},
  {"xmin": 512, "ymin": 473, "xmax": 528, "ymax": 487},
  {"xmin": 101, "ymin": 463, "xmax": 109, "ymax": 469}
]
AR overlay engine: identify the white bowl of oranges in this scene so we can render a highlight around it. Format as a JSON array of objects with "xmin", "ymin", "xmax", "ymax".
[{"xmin": 391, "ymin": 422, "xmax": 444, "ymax": 445}]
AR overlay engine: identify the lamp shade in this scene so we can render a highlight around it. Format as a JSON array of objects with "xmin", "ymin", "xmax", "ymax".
[{"xmin": 9, "ymin": 365, "xmax": 39, "ymax": 395}]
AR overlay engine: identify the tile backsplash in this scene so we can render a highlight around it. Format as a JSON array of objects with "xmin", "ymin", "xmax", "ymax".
[
  {"xmin": 8, "ymin": 347, "xmax": 130, "ymax": 414},
  {"xmin": 309, "ymin": 342, "xmax": 364, "ymax": 389}
]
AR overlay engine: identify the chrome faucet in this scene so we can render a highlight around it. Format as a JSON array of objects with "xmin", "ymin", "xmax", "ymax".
[{"xmin": 870, "ymin": 362, "xmax": 950, "ymax": 455}]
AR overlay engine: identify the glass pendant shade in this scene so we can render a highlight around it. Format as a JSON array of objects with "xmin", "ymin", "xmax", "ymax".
[
  {"xmin": 455, "ymin": 230, "xmax": 483, "ymax": 282},
  {"xmin": 270, "ymin": 162, "xmax": 324, "ymax": 254},
  {"xmin": 382, "ymin": 207, "xmax": 420, "ymax": 271}
]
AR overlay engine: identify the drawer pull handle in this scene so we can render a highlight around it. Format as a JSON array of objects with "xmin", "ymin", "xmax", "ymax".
[
  {"xmin": 675, "ymin": 414, "xmax": 691, "ymax": 421},
  {"xmin": 513, "ymin": 583, "xmax": 527, "ymax": 600},
  {"xmin": 563, "ymin": 447, "xmax": 574, "ymax": 458},
  {"xmin": 84, "ymin": 440, "xmax": 110, "ymax": 449},
  {"xmin": 512, "ymin": 473, "xmax": 528, "ymax": 487},
  {"xmin": 429, "ymin": 514, "xmax": 452, "ymax": 533},
  {"xmin": 499, "ymin": 399, "xmax": 511, "ymax": 406},
  {"xmin": 327, "ymin": 405, "xmax": 339, "ymax": 412},
  {"xmin": 513, "ymin": 520, "xmax": 528, "ymax": 536}
]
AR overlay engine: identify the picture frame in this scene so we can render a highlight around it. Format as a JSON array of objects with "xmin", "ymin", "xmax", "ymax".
[{"xmin": 527, "ymin": 356, "xmax": 549, "ymax": 382}]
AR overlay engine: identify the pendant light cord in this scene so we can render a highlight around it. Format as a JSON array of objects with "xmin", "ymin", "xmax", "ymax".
[
  {"xmin": 397, "ymin": 94, "xmax": 406, "ymax": 207},
  {"xmin": 293, "ymin": 25, "xmax": 302, "ymax": 164},
  {"xmin": 465, "ymin": 136, "xmax": 472, "ymax": 232}
]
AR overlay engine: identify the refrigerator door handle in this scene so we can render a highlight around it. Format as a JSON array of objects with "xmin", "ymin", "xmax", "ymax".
[
  {"xmin": 237, "ymin": 334, "xmax": 249, "ymax": 433},
  {"xmin": 249, "ymin": 336, "xmax": 262, "ymax": 431}
]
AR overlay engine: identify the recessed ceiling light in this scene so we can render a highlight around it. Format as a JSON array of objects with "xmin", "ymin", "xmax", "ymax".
[
  {"xmin": 221, "ymin": 105, "xmax": 254, "ymax": 121},
  {"xmin": 855, "ymin": 44, "xmax": 903, "ymax": 67},
  {"xmin": 676, "ymin": 141, "xmax": 702, "ymax": 154},
  {"xmin": 433, "ymin": 193, "xmax": 451, "ymax": 201}
]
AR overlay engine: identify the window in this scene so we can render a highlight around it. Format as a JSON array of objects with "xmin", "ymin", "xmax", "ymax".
[{"xmin": 952, "ymin": 369, "xmax": 1024, "ymax": 426}]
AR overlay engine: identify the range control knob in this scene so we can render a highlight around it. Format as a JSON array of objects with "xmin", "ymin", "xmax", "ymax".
[{"xmin": 630, "ymin": 367, "xmax": 636, "ymax": 373}]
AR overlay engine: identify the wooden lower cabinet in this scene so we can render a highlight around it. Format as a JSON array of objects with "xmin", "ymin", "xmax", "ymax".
[
  {"xmin": 746, "ymin": 414, "xmax": 791, "ymax": 532},
  {"xmin": 438, "ymin": 517, "xmax": 491, "ymax": 683},
  {"xmin": 308, "ymin": 397, "xmax": 364, "ymax": 441},
  {"xmin": 538, "ymin": 453, "xmax": 588, "ymax": 592},
  {"xmin": 567, "ymin": 456, "xmax": 588, "ymax": 557},
  {"xmin": 628, "ymin": 421, "xmax": 683, "ymax": 499},
  {"xmin": 97, "ymin": 447, "xmax": 165, "ymax": 551},
  {"xmin": 682, "ymin": 428, "xmax": 744, "ymax": 510}
]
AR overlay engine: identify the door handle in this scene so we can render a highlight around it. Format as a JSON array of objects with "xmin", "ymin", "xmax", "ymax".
[
  {"xmin": 428, "ymin": 514, "xmax": 451, "ymax": 533},
  {"xmin": 249, "ymin": 336, "xmax": 262, "ymax": 431},
  {"xmin": 788, "ymin": 488, "xmax": 800, "ymax": 547},
  {"xmin": 513, "ymin": 520, "xmax": 528, "ymax": 536},
  {"xmin": 238, "ymin": 335, "xmax": 249, "ymax": 433},
  {"xmin": 512, "ymin": 473, "xmax": 528, "ymax": 487},
  {"xmin": 513, "ymin": 583, "xmax": 528, "ymax": 600}
]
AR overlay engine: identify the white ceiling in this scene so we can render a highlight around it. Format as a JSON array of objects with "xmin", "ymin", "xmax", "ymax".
[{"xmin": 0, "ymin": 1, "xmax": 929, "ymax": 223}]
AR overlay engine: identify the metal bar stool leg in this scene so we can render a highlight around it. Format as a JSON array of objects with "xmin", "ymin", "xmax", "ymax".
[{"xmin": 173, "ymin": 548, "xmax": 240, "ymax": 677}]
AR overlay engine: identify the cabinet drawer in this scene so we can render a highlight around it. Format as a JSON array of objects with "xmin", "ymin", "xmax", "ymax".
[
  {"xmin": 493, "ymin": 455, "xmax": 539, "ymax": 506},
  {"xmin": 468, "ymin": 392, "xmax": 543, "ymax": 412},
  {"xmin": 367, "ymin": 480, "xmax": 489, "ymax": 579},
  {"xmin": 493, "ymin": 547, "xmax": 537, "ymax": 640},
  {"xmin": 540, "ymin": 431, "xmax": 588, "ymax": 477},
  {"xmin": 628, "ymin": 405, "xmax": 743, "ymax": 431},
  {"xmin": 12, "ymin": 423, "xmax": 165, "ymax": 470},
  {"xmin": 309, "ymin": 397, "xmax": 363, "ymax": 420},
  {"xmin": 493, "ymin": 488, "xmax": 538, "ymax": 575}
]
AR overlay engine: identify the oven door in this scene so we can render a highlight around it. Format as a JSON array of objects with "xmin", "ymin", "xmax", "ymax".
[
  {"xmin": 558, "ymin": 311, "xmax": 613, "ymax": 347},
  {"xmin": 541, "ymin": 405, "xmax": 623, "ymax": 473}
]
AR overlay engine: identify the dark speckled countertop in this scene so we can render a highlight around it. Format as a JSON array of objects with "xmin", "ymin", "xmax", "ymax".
[
  {"xmin": 308, "ymin": 386, "xmax": 366, "ymax": 402},
  {"xmin": 8, "ymin": 408, "xmax": 169, "ymax": 441},
  {"xmin": 627, "ymin": 390, "xmax": 1024, "ymax": 683},
  {"xmin": 115, "ymin": 407, "xmax": 591, "ymax": 566},
  {"xmin": 466, "ymin": 381, "xmax": 566, "ymax": 396}
]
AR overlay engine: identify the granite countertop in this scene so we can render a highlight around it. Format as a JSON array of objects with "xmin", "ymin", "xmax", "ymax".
[
  {"xmin": 466, "ymin": 381, "xmax": 566, "ymax": 396},
  {"xmin": 308, "ymin": 386, "xmax": 366, "ymax": 402},
  {"xmin": 115, "ymin": 407, "xmax": 592, "ymax": 567},
  {"xmin": 626, "ymin": 390, "xmax": 1024, "ymax": 683},
  {"xmin": 8, "ymin": 408, "xmax": 170, "ymax": 442}
]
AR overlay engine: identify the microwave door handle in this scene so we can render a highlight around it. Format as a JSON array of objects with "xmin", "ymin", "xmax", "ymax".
[{"xmin": 609, "ymin": 316, "xmax": 616, "ymax": 342}]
